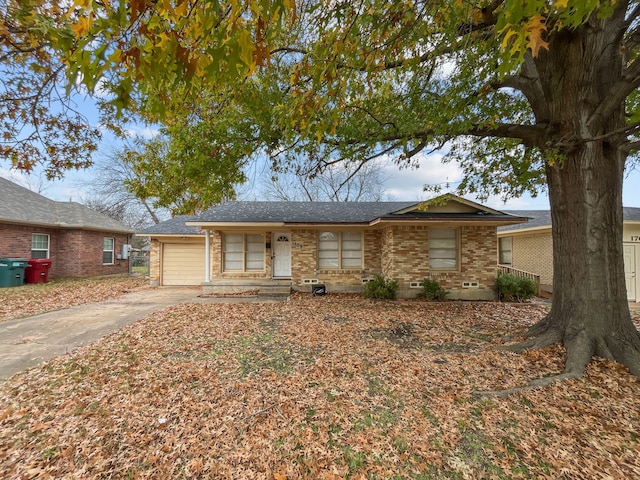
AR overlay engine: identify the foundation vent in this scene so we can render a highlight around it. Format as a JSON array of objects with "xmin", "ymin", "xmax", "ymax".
[
  {"xmin": 462, "ymin": 281, "xmax": 479, "ymax": 288},
  {"xmin": 409, "ymin": 282, "xmax": 422, "ymax": 288},
  {"xmin": 361, "ymin": 278, "xmax": 375, "ymax": 284},
  {"xmin": 302, "ymin": 278, "xmax": 319, "ymax": 285}
]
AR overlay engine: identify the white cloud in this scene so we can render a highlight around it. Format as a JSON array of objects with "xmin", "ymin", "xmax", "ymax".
[
  {"xmin": 125, "ymin": 126, "xmax": 160, "ymax": 139},
  {"xmin": 375, "ymin": 152, "xmax": 553, "ymax": 210},
  {"xmin": 379, "ymin": 152, "xmax": 463, "ymax": 201}
]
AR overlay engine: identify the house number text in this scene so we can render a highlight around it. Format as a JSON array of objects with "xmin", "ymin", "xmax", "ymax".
[{"xmin": 632, "ymin": 236, "xmax": 640, "ymax": 242}]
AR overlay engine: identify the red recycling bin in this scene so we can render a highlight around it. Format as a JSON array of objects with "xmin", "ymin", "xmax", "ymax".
[{"xmin": 26, "ymin": 258, "xmax": 52, "ymax": 284}]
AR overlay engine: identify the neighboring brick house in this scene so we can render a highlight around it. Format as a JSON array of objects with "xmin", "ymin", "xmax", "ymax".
[
  {"xmin": 498, "ymin": 209, "xmax": 640, "ymax": 301},
  {"xmin": 139, "ymin": 195, "xmax": 526, "ymax": 299},
  {"xmin": 0, "ymin": 177, "xmax": 134, "ymax": 279}
]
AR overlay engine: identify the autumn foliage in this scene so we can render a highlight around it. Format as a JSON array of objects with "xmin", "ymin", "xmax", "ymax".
[{"xmin": 1, "ymin": 295, "xmax": 639, "ymax": 478}]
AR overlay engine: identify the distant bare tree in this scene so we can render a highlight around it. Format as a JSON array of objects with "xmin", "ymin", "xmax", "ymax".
[
  {"xmin": 80, "ymin": 141, "xmax": 170, "ymax": 229},
  {"xmin": 261, "ymin": 160, "xmax": 389, "ymax": 201},
  {"xmin": 4, "ymin": 172, "xmax": 50, "ymax": 195}
]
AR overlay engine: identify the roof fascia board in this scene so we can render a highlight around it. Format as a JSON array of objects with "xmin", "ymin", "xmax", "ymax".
[
  {"xmin": 137, "ymin": 233, "xmax": 203, "ymax": 237},
  {"xmin": 1, "ymin": 219, "xmax": 132, "ymax": 233},
  {"xmin": 371, "ymin": 217, "xmax": 528, "ymax": 227},
  {"xmin": 54, "ymin": 223, "xmax": 134, "ymax": 233},
  {"xmin": 497, "ymin": 226, "xmax": 551, "ymax": 236}
]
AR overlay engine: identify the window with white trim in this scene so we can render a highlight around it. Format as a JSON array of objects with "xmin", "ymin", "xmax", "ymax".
[
  {"xmin": 31, "ymin": 234, "xmax": 50, "ymax": 259},
  {"xmin": 429, "ymin": 228, "xmax": 458, "ymax": 270},
  {"xmin": 318, "ymin": 231, "xmax": 362, "ymax": 269},
  {"xmin": 499, "ymin": 237, "xmax": 513, "ymax": 265},
  {"xmin": 103, "ymin": 237, "xmax": 115, "ymax": 265},
  {"xmin": 224, "ymin": 233, "xmax": 264, "ymax": 271}
]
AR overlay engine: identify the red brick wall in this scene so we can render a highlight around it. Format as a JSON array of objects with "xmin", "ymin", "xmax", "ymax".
[{"xmin": 0, "ymin": 223, "xmax": 130, "ymax": 278}]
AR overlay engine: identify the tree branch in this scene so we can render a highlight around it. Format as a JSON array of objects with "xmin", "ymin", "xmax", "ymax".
[
  {"xmin": 587, "ymin": 55, "xmax": 640, "ymax": 132},
  {"xmin": 621, "ymin": 140, "xmax": 640, "ymax": 153}
]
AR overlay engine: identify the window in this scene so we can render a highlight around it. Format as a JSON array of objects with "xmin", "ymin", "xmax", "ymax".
[
  {"xmin": 103, "ymin": 238, "xmax": 115, "ymax": 264},
  {"xmin": 31, "ymin": 234, "xmax": 50, "ymax": 258},
  {"xmin": 429, "ymin": 228, "xmax": 458, "ymax": 270},
  {"xmin": 499, "ymin": 237, "xmax": 513, "ymax": 265},
  {"xmin": 224, "ymin": 233, "xmax": 264, "ymax": 271},
  {"xmin": 318, "ymin": 231, "xmax": 362, "ymax": 269}
]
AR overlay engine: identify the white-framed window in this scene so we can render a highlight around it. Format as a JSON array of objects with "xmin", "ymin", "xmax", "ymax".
[
  {"xmin": 318, "ymin": 231, "xmax": 362, "ymax": 269},
  {"xmin": 429, "ymin": 228, "xmax": 458, "ymax": 270},
  {"xmin": 31, "ymin": 234, "xmax": 50, "ymax": 259},
  {"xmin": 103, "ymin": 237, "xmax": 115, "ymax": 265},
  {"xmin": 499, "ymin": 237, "xmax": 513, "ymax": 265},
  {"xmin": 223, "ymin": 233, "xmax": 264, "ymax": 271}
]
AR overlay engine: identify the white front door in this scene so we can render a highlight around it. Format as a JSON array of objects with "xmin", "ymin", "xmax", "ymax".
[
  {"xmin": 624, "ymin": 244, "xmax": 636, "ymax": 301},
  {"xmin": 273, "ymin": 232, "xmax": 292, "ymax": 278}
]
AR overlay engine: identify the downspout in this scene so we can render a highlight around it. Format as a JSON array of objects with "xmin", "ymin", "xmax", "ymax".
[{"xmin": 205, "ymin": 229, "xmax": 211, "ymax": 283}]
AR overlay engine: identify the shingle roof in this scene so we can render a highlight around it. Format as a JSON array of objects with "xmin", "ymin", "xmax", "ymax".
[
  {"xmin": 192, "ymin": 201, "xmax": 418, "ymax": 224},
  {"xmin": 137, "ymin": 215, "xmax": 202, "ymax": 235},
  {"xmin": 0, "ymin": 177, "xmax": 133, "ymax": 233},
  {"xmin": 190, "ymin": 199, "xmax": 526, "ymax": 224},
  {"xmin": 499, "ymin": 208, "xmax": 640, "ymax": 232}
]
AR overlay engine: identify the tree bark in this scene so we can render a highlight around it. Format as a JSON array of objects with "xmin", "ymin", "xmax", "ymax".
[
  {"xmin": 532, "ymin": 144, "xmax": 640, "ymax": 377},
  {"xmin": 517, "ymin": 6, "xmax": 640, "ymax": 378}
]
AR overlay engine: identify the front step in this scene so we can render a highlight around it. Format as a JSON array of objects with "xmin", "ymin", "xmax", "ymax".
[
  {"xmin": 257, "ymin": 286, "xmax": 291, "ymax": 299},
  {"xmin": 202, "ymin": 279, "xmax": 292, "ymax": 296}
]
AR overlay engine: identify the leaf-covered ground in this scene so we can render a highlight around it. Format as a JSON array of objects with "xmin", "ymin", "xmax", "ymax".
[
  {"xmin": 1, "ymin": 296, "xmax": 639, "ymax": 479},
  {"xmin": 0, "ymin": 276, "xmax": 148, "ymax": 322}
]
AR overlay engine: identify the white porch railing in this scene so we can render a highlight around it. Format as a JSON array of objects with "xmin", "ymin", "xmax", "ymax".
[{"xmin": 497, "ymin": 265, "xmax": 541, "ymax": 295}]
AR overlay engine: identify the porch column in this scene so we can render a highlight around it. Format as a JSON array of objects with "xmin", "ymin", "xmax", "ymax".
[{"xmin": 205, "ymin": 229, "xmax": 211, "ymax": 283}]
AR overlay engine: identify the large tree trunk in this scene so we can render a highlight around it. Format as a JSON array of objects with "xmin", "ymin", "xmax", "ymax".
[
  {"xmin": 526, "ymin": 147, "xmax": 640, "ymax": 378},
  {"xmin": 516, "ymin": 6, "xmax": 640, "ymax": 379}
]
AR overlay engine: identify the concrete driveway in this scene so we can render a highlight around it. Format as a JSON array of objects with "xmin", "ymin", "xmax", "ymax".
[{"xmin": 0, "ymin": 287, "xmax": 240, "ymax": 381}]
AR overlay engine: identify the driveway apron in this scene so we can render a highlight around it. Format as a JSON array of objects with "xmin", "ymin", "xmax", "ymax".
[{"xmin": 0, "ymin": 287, "xmax": 203, "ymax": 381}]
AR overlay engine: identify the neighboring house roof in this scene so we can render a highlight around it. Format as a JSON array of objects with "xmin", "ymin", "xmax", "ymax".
[
  {"xmin": 137, "ymin": 215, "xmax": 202, "ymax": 236},
  {"xmin": 183, "ymin": 195, "xmax": 527, "ymax": 228},
  {"xmin": 499, "ymin": 207, "xmax": 640, "ymax": 233},
  {"xmin": 0, "ymin": 177, "xmax": 133, "ymax": 233}
]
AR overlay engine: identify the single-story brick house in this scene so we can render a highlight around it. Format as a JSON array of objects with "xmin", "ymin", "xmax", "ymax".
[
  {"xmin": 0, "ymin": 177, "xmax": 134, "ymax": 279},
  {"xmin": 498, "ymin": 208, "xmax": 640, "ymax": 301},
  {"xmin": 138, "ymin": 195, "xmax": 527, "ymax": 299}
]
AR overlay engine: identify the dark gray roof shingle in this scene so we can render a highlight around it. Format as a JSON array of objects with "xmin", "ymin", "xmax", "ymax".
[
  {"xmin": 499, "ymin": 208, "xmax": 640, "ymax": 232},
  {"xmin": 0, "ymin": 177, "xmax": 133, "ymax": 233},
  {"xmin": 140, "ymin": 199, "xmax": 526, "ymax": 235},
  {"xmin": 192, "ymin": 201, "xmax": 419, "ymax": 224},
  {"xmin": 137, "ymin": 215, "xmax": 201, "ymax": 235}
]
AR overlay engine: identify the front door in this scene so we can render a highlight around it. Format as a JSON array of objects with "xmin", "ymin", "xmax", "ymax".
[
  {"xmin": 273, "ymin": 232, "xmax": 292, "ymax": 278},
  {"xmin": 624, "ymin": 244, "xmax": 636, "ymax": 301}
]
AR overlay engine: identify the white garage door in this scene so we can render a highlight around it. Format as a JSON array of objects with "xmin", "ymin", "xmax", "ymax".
[{"xmin": 162, "ymin": 243, "xmax": 205, "ymax": 286}]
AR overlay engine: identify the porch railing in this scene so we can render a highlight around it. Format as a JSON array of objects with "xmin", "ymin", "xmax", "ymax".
[{"xmin": 497, "ymin": 265, "xmax": 541, "ymax": 295}]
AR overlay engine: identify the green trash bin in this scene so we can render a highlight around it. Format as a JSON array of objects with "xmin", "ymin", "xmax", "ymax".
[{"xmin": 0, "ymin": 258, "xmax": 28, "ymax": 287}]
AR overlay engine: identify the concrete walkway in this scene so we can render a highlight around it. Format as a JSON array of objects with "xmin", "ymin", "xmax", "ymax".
[{"xmin": 0, "ymin": 287, "xmax": 275, "ymax": 382}]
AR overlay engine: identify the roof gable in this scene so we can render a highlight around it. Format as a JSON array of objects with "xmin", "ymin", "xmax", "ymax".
[
  {"xmin": 0, "ymin": 177, "xmax": 133, "ymax": 233},
  {"xmin": 390, "ymin": 194, "xmax": 507, "ymax": 216}
]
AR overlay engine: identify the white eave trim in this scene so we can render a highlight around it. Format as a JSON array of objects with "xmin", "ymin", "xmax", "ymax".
[
  {"xmin": 370, "ymin": 218, "xmax": 528, "ymax": 227},
  {"xmin": 497, "ymin": 225, "xmax": 551, "ymax": 235}
]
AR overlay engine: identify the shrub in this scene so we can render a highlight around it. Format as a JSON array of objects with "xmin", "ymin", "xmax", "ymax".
[
  {"xmin": 364, "ymin": 275, "xmax": 399, "ymax": 300},
  {"xmin": 417, "ymin": 278, "xmax": 448, "ymax": 301},
  {"xmin": 496, "ymin": 274, "xmax": 537, "ymax": 302}
]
